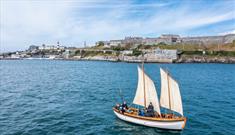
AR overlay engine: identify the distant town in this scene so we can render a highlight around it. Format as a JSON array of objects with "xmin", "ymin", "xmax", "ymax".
[{"xmin": 1, "ymin": 34, "xmax": 235, "ymax": 63}]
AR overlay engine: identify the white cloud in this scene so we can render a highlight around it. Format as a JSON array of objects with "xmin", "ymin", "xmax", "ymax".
[
  {"xmin": 1, "ymin": 0, "xmax": 235, "ymax": 52},
  {"xmin": 0, "ymin": 0, "xmax": 74, "ymax": 52},
  {"xmin": 219, "ymin": 29, "xmax": 235, "ymax": 35}
]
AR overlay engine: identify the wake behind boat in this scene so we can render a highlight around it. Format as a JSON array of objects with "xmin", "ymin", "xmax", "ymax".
[{"xmin": 113, "ymin": 64, "xmax": 187, "ymax": 130}]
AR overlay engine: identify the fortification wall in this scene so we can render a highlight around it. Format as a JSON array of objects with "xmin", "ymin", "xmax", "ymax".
[
  {"xmin": 224, "ymin": 34, "xmax": 235, "ymax": 43},
  {"xmin": 181, "ymin": 34, "xmax": 235, "ymax": 45}
]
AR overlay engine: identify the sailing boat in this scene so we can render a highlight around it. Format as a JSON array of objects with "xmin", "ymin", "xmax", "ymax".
[{"xmin": 113, "ymin": 64, "xmax": 186, "ymax": 130}]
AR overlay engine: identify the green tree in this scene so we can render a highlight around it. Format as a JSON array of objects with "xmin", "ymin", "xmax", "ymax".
[
  {"xmin": 157, "ymin": 42, "xmax": 167, "ymax": 46},
  {"xmin": 111, "ymin": 45, "xmax": 125, "ymax": 51},
  {"xmin": 98, "ymin": 41, "xmax": 104, "ymax": 46},
  {"xmin": 132, "ymin": 48, "xmax": 142, "ymax": 56}
]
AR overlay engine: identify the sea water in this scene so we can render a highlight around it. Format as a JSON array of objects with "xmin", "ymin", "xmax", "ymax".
[{"xmin": 0, "ymin": 60, "xmax": 235, "ymax": 135}]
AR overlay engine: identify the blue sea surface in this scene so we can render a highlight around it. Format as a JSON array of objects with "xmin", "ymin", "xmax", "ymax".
[{"xmin": 0, "ymin": 60, "xmax": 235, "ymax": 135}]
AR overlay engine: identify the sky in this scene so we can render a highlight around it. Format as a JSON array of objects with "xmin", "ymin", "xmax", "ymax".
[{"xmin": 0, "ymin": 0, "xmax": 235, "ymax": 52}]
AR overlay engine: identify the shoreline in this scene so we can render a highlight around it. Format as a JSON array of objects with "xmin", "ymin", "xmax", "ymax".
[{"xmin": 1, "ymin": 57, "xmax": 235, "ymax": 64}]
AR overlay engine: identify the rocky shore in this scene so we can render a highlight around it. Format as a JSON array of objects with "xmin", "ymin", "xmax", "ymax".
[
  {"xmin": 58, "ymin": 55, "xmax": 235, "ymax": 63},
  {"xmin": 63, "ymin": 55, "xmax": 174, "ymax": 63},
  {"xmin": 176, "ymin": 55, "xmax": 235, "ymax": 63},
  {"xmin": 1, "ymin": 55, "xmax": 235, "ymax": 63}
]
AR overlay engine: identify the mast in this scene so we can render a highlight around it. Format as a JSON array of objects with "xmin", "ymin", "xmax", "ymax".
[{"xmin": 142, "ymin": 54, "xmax": 146, "ymax": 108}]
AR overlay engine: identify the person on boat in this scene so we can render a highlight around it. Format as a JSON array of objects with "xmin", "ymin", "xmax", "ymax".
[
  {"xmin": 138, "ymin": 109, "xmax": 145, "ymax": 116},
  {"xmin": 121, "ymin": 101, "xmax": 128, "ymax": 113},
  {"xmin": 115, "ymin": 103, "xmax": 120, "ymax": 110},
  {"xmin": 146, "ymin": 102, "xmax": 155, "ymax": 117},
  {"xmin": 122, "ymin": 101, "xmax": 128, "ymax": 109}
]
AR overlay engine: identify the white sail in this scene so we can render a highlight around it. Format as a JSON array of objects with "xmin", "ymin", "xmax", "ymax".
[
  {"xmin": 160, "ymin": 68, "xmax": 170, "ymax": 109},
  {"xmin": 168, "ymin": 77, "xmax": 183, "ymax": 116},
  {"xmin": 133, "ymin": 66, "xmax": 161, "ymax": 115},
  {"xmin": 160, "ymin": 68, "xmax": 183, "ymax": 116}
]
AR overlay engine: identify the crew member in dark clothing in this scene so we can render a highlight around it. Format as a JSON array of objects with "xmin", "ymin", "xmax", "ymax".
[
  {"xmin": 121, "ymin": 101, "xmax": 128, "ymax": 114},
  {"xmin": 146, "ymin": 102, "xmax": 154, "ymax": 117},
  {"xmin": 139, "ymin": 109, "xmax": 145, "ymax": 116}
]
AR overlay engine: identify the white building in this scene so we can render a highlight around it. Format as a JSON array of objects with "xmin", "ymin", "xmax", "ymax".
[
  {"xmin": 145, "ymin": 48, "xmax": 178, "ymax": 62},
  {"xmin": 121, "ymin": 50, "xmax": 133, "ymax": 55},
  {"xmin": 110, "ymin": 40, "xmax": 122, "ymax": 46},
  {"xmin": 155, "ymin": 49, "xmax": 177, "ymax": 59},
  {"xmin": 62, "ymin": 49, "xmax": 71, "ymax": 59},
  {"xmin": 11, "ymin": 54, "xmax": 20, "ymax": 59},
  {"xmin": 38, "ymin": 44, "xmax": 65, "ymax": 50}
]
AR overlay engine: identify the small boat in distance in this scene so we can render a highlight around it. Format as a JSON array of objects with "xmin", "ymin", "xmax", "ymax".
[{"xmin": 113, "ymin": 63, "xmax": 186, "ymax": 130}]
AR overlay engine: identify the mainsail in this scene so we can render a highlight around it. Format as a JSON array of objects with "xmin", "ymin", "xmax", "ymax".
[
  {"xmin": 133, "ymin": 66, "xmax": 161, "ymax": 115},
  {"xmin": 160, "ymin": 68, "xmax": 183, "ymax": 116}
]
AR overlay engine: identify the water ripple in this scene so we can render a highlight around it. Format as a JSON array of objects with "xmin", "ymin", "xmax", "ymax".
[{"xmin": 0, "ymin": 60, "xmax": 235, "ymax": 135}]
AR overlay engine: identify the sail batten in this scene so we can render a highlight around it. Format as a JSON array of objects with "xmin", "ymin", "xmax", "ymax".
[
  {"xmin": 133, "ymin": 66, "xmax": 161, "ymax": 115},
  {"xmin": 160, "ymin": 68, "xmax": 183, "ymax": 116}
]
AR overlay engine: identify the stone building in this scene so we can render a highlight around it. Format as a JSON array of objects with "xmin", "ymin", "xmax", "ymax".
[
  {"xmin": 142, "ymin": 38, "xmax": 159, "ymax": 45},
  {"xmin": 123, "ymin": 37, "xmax": 143, "ymax": 45},
  {"xmin": 181, "ymin": 34, "xmax": 235, "ymax": 45},
  {"xmin": 181, "ymin": 36, "xmax": 223, "ymax": 45},
  {"xmin": 143, "ymin": 34, "xmax": 235, "ymax": 45},
  {"xmin": 96, "ymin": 34, "xmax": 235, "ymax": 47},
  {"xmin": 142, "ymin": 34, "xmax": 181, "ymax": 45}
]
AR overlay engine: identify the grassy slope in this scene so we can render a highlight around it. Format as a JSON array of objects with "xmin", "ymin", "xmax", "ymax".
[
  {"xmin": 77, "ymin": 42, "xmax": 235, "ymax": 57},
  {"xmin": 143, "ymin": 43, "xmax": 235, "ymax": 51},
  {"xmin": 144, "ymin": 43, "xmax": 235, "ymax": 57}
]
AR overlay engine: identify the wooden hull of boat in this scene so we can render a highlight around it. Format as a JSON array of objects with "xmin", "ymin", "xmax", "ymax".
[{"xmin": 113, "ymin": 109, "xmax": 186, "ymax": 130}]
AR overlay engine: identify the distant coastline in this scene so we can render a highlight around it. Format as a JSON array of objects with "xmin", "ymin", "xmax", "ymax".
[{"xmin": 1, "ymin": 34, "xmax": 235, "ymax": 63}]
